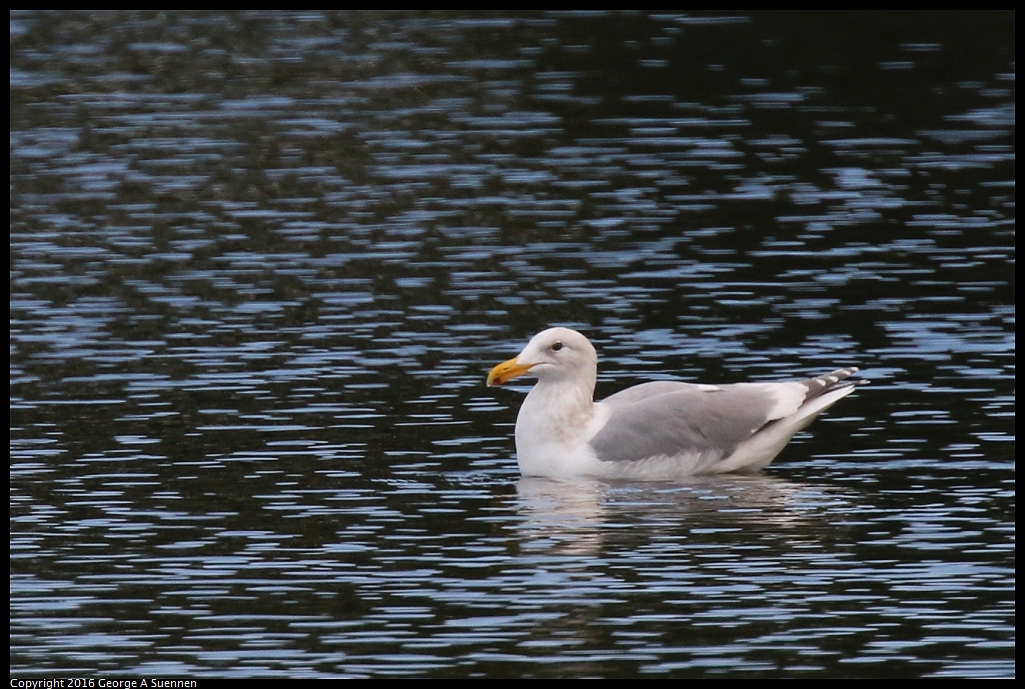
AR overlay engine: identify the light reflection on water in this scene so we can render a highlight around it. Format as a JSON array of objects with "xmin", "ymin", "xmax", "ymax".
[{"xmin": 10, "ymin": 10, "xmax": 1014, "ymax": 678}]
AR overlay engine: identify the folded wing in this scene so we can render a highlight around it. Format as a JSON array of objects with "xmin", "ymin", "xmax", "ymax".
[{"xmin": 589, "ymin": 368, "xmax": 861, "ymax": 471}]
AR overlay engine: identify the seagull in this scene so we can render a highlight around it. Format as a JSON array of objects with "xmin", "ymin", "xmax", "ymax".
[{"xmin": 486, "ymin": 327, "xmax": 864, "ymax": 479}]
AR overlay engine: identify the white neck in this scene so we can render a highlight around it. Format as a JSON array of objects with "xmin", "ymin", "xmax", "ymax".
[{"xmin": 514, "ymin": 377, "xmax": 596, "ymax": 474}]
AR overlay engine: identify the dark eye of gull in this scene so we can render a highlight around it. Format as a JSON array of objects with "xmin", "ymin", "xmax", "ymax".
[{"xmin": 551, "ymin": 341, "xmax": 563, "ymax": 352}]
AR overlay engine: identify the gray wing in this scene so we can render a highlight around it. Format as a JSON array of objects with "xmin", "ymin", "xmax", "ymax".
[{"xmin": 589, "ymin": 384, "xmax": 784, "ymax": 464}]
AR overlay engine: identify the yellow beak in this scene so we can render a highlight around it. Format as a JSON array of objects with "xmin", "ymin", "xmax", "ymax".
[{"xmin": 486, "ymin": 357, "xmax": 535, "ymax": 387}]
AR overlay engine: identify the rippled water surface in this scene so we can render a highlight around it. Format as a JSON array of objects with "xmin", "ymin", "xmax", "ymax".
[{"xmin": 10, "ymin": 11, "xmax": 1014, "ymax": 678}]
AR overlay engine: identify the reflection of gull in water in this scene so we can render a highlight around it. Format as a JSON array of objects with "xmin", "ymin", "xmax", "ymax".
[
  {"xmin": 488, "ymin": 328, "xmax": 864, "ymax": 480},
  {"xmin": 514, "ymin": 475, "xmax": 852, "ymax": 556}
]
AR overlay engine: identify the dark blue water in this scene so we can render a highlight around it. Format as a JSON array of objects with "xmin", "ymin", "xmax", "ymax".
[{"xmin": 10, "ymin": 10, "xmax": 1014, "ymax": 678}]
